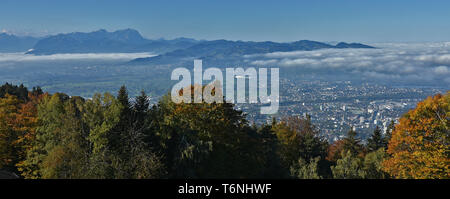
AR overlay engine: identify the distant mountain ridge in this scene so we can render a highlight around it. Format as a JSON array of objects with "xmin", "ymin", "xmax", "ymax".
[
  {"xmin": 131, "ymin": 39, "xmax": 374, "ymax": 67},
  {"xmin": 0, "ymin": 33, "xmax": 40, "ymax": 52},
  {"xmin": 3, "ymin": 28, "xmax": 374, "ymax": 62},
  {"xmin": 26, "ymin": 29, "xmax": 201, "ymax": 55}
]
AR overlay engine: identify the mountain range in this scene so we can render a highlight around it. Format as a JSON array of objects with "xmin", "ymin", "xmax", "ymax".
[
  {"xmin": 0, "ymin": 33, "xmax": 40, "ymax": 52},
  {"xmin": 26, "ymin": 29, "xmax": 201, "ymax": 55},
  {"xmin": 131, "ymin": 39, "xmax": 374, "ymax": 67},
  {"xmin": 0, "ymin": 29, "xmax": 375, "ymax": 65}
]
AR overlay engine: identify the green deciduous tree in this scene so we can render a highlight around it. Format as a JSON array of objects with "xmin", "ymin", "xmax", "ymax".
[
  {"xmin": 331, "ymin": 150, "xmax": 364, "ymax": 179},
  {"xmin": 290, "ymin": 156, "xmax": 322, "ymax": 179},
  {"xmin": 362, "ymin": 148, "xmax": 389, "ymax": 179}
]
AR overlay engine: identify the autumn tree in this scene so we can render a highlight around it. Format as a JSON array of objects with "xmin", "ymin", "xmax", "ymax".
[
  {"xmin": 326, "ymin": 140, "xmax": 346, "ymax": 163},
  {"xmin": 14, "ymin": 92, "xmax": 46, "ymax": 177},
  {"xmin": 0, "ymin": 94, "xmax": 21, "ymax": 172},
  {"xmin": 329, "ymin": 128, "xmax": 368, "ymax": 179},
  {"xmin": 20, "ymin": 94, "xmax": 90, "ymax": 178},
  {"xmin": 272, "ymin": 116, "xmax": 330, "ymax": 178},
  {"xmin": 383, "ymin": 92, "xmax": 449, "ymax": 179}
]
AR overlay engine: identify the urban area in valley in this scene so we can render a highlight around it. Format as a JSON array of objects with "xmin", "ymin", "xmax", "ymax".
[{"xmin": 238, "ymin": 79, "xmax": 446, "ymax": 142}]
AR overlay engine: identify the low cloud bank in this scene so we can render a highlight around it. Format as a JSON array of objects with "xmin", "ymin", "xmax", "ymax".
[
  {"xmin": 247, "ymin": 42, "xmax": 450, "ymax": 84},
  {"xmin": 0, "ymin": 52, "xmax": 156, "ymax": 62}
]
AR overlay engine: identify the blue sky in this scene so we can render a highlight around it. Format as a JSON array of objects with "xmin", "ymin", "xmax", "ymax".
[{"xmin": 1, "ymin": 0, "xmax": 449, "ymax": 42}]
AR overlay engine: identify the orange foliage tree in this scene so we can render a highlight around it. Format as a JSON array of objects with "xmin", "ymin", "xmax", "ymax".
[
  {"xmin": 14, "ymin": 93, "xmax": 46, "ymax": 174},
  {"xmin": 326, "ymin": 140, "xmax": 346, "ymax": 162},
  {"xmin": 0, "ymin": 92, "xmax": 45, "ymax": 174},
  {"xmin": 383, "ymin": 92, "xmax": 449, "ymax": 179}
]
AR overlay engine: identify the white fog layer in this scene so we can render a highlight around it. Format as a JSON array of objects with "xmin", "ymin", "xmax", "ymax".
[{"xmin": 247, "ymin": 42, "xmax": 450, "ymax": 83}]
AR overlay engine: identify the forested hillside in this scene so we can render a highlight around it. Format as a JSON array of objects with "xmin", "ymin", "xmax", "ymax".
[{"xmin": 0, "ymin": 83, "xmax": 448, "ymax": 179}]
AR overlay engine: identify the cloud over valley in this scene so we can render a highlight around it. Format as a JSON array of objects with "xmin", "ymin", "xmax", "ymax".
[{"xmin": 247, "ymin": 42, "xmax": 450, "ymax": 84}]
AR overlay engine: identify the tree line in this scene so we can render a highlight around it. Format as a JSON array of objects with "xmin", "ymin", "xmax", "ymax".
[{"xmin": 0, "ymin": 83, "xmax": 448, "ymax": 179}]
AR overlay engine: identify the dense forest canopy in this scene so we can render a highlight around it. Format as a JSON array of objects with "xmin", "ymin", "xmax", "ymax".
[{"xmin": 0, "ymin": 83, "xmax": 448, "ymax": 179}]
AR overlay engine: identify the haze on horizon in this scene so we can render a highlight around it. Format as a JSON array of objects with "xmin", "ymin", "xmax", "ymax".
[{"xmin": 1, "ymin": 0, "xmax": 450, "ymax": 43}]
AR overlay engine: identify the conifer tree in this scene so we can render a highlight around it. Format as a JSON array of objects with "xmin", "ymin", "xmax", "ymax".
[
  {"xmin": 367, "ymin": 126, "xmax": 384, "ymax": 152},
  {"xmin": 109, "ymin": 85, "xmax": 132, "ymax": 155},
  {"xmin": 343, "ymin": 127, "xmax": 363, "ymax": 156},
  {"xmin": 383, "ymin": 120, "xmax": 395, "ymax": 149},
  {"xmin": 134, "ymin": 90, "xmax": 150, "ymax": 125},
  {"xmin": 258, "ymin": 124, "xmax": 287, "ymax": 178},
  {"xmin": 117, "ymin": 85, "xmax": 131, "ymax": 110}
]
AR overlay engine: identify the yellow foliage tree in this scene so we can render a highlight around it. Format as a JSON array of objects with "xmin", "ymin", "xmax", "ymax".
[
  {"xmin": 0, "ymin": 94, "xmax": 20, "ymax": 170},
  {"xmin": 383, "ymin": 92, "xmax": 449, "ymax": 179}
]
